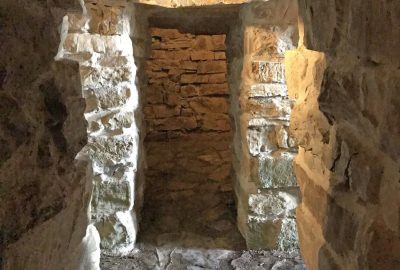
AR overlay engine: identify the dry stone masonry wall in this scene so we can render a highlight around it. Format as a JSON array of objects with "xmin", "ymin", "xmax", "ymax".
[
  {"xmin": 139, "ymin": 28, "xmax": 246, "ymax": 249},
  {"xmin": 144, "ymin": 28, "xmax": 230, "ymax": 136},
  {"xmin": 56, "ymin": 1, "xmax": 139, "ymax": 255},
  {"xmin": 233, "ymin": 2, "xmax": 300, "ymax": 251}
]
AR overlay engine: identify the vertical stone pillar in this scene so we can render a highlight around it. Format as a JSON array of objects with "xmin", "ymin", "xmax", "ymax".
[
  {"xmin": 235, "ymin": 23, "xmax": 300, "ymax": 250},
  {"xmin": 56, "ymin": 1, "xmax": 138, "ymax": 255}
]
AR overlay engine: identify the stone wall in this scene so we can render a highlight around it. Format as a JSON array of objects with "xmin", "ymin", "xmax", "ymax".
[
  {"xmin": 286, "ymin": 0, "xmax": 400, "ymax": 269},
  {"xmin": 56, "ymin": 1, "xmax": 140, "ymax": 256},
  {"xmin": 144, "ymin": 28, "xmax": 229, "ymax": 135},
  {"xmin": 0, "ymin": 0, "xmax": 96, "ymax": 269},
  {"xmin": 139, "ymin": 28, "xmax": 246, "ymax": 249},
  {"xmin": 232, "ymin": 1, "xmax": 300, "ymax": 250}
]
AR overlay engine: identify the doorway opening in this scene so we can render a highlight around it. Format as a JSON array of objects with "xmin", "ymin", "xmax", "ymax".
[{"xmin": 140, "ymin": 26, "xmax": 245, "ymax": 249}]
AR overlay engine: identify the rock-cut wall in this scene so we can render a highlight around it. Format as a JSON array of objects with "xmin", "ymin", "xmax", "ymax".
[
  {"xmin": 0, "ymin": 0, "xmax": 96, "ymax": 269},
  {"xmin": 286, "ymin": 0, "xmax": 400, "ymax": 269}
]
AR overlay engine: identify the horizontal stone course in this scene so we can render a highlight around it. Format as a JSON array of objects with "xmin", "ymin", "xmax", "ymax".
[{"xmin": 252, "ymin": 61, "xmax": 285, "ymax": 83}]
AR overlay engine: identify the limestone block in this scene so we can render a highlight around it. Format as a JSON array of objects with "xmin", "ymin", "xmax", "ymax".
[
  {"xmin": 209, "ymin": 73, "xmax": 226, "ymax": 83},
  {"xmin": 146, "ymin": 71, "xmax": 168, "ymax": 80},
  {"xmin": 245, "ymin": 26, "xmax": 296, "ymax": 58},
  {"xmin": 148, "ymin": 59, "xmax": 181, "ymax": 71},
  {"xmin": 66, "ymin": 13, "xmax": 88, "ymax": 33},
  {"xmin": 193, "ymin": 35, "xmax": 226, "ymax": 51},
  {"xmin": 151, "ymin": 50, "xmax": 191, "ymax": 60},
  {"xmin": 151, "ymin": 28, "xmax": 193, "ymax": 40},
  {"xmin": 87, "ymin": 5, "xmax": 128, "ymax": 35},
  {"xmin": 248, "ymin": 189, "xmax": 299, "ymax": 219},
  {"xmin": 144, "ymin": 105, "xmax": 176, "ymax": 119},
  {"xmin": 80, "ymin": 65, "xmax": 133, "ymax": 89},
  {"xmin": 193, "ymin": 35, "xmax": 214, "ymax": 50},
  {"xmin": 166, "ymin": 92, "xmax": 181, "ymax": 106},
  {"xmin": 83, "ymin": 87, "xmax": 131, "ymax": 110},
  {"xmin": 88, "ymin": 121, "xmax": 102, "ymax": 133},
  {"xmin": 60, "ymin": 34, "xmax": 133, "ymax": 59},
  {"xmin": 243, "ymin": 97, "xmax": 293, "ymax": 120},
  {"xmin": 248, "ymin": 118, "xmax": 289, "ymax": 128},
  {"xmin": 208, "ymin": 164, "xmax": 231, "ymax": 181},
  {"xmin": 145, "ymin": 86, "xmax": 164, "ymax": 104},
  {"xmin": 249, "ymin": 83, "xmax": 288, "ymax": 98},
  {"xmin": 198, "ymin": 83, "xmax": 229, "ymax": 95},
  {"xmin": 214, "ymin": 52, "xmax": 226, "ymax": 60},
  {"xmin": 190, "ymin": 50, "xmax": 215, "ymax": 61},
  {"xmin": 180, "ymin": 61, "xmax": 198, "ymax": 71},
  {"xmin": 99, "ymin": 56, "xmax": 131, "ymax": 68},
  {"xmin": 101, "ymin": 111, "xmax": 134, "ymax": 132},
  {"xmin": 94, "ymin": 211, "xmax": 137, "ymax": 254},
  {"xmin": 181, "ymin": 85, "xmax": 198, "ymax": 97},
  {"xmin": 181, "ymin": 74, "xmax": 209, "ymax": 84},
  {"xmin": 275, "ymin": 125, "xmax": 289, "ymax": 149},
  {"xmin": 246, "ymin": 217, "xmax": 298, "ymax": 250},
  {"xmin": 211, "ymin": 35, "xmax": 226, "ymax": 51},
  {"xmin": 158, "ymin": 39, "xmax": 194, "ymax": 50},
  {"xmin": 92, "ymin": 176, "xmax": 132, "ymax": 216},
  {"xmin": 197, "ymin": 61, "xmax": 227, "ymax": 74},
  {"xmin": 258, "ymin": 152, "xmax": 297, "ymax": 188},
  {"xmin": 245, "ymin": 97, "xmax": 292, "ymax": 120},
  {"xmin": 200, "ymin": 113, "xmax": 230, "ymax": 131},
  {"xmin": 247, "ymin": 126, "xmax": 278, "ymax": 156},
  {"xmin": 252, "ymin": 61, "xmax": 285, "ymax": 83},
  {"xmin": 151, "ymin": 117, "xmax": 197, "ymax": 131},
  {"xmin": 84, "ymin": 135, "xmax": 137, "ymax": 167},
  {"xmin": 189, "ymin": 97, "xmax": 229, "ymax": 114}
]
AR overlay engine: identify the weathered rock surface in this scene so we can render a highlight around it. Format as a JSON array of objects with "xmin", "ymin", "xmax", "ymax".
[
  {"xmin": 141, "ymin": 28, "xmax": 244, "ymax": 252},
  {"xmin": 285, "ymin": 0, "xmax": 400, "ymax": 269},
  {"xmin": 101, "ymin": 247, "xmax": 306, "ymax": 270}
]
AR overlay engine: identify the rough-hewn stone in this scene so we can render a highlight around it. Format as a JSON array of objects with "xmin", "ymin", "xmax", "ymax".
[{"xmin": 285, "ymin": 0, "xmax": 400, "ymax": 268}]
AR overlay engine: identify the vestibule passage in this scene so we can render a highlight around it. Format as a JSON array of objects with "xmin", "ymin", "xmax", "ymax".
[{"xmin": 140, "ymin": 28, "xmax": 245, "ymax": 249}]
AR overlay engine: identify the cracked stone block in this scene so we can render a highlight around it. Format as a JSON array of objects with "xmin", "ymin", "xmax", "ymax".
[
  {"xmin": 245, "ymin": 97, "xmax": 292, "ymax": 120},
  {"xmin": 247, "ymin": 217, "xmax": 298, "ymax": 250},
  {"xmin": 84, "ymin": 135, "xmax": 137, "ymax": 167},
  {"xmin": 91, "ymin": 176, "xmax": 132, "ymax": 217},
  {"xmin": 247, "ymin": 126, "xmax": 278, "ymax": 156},
  {"xmin": 249, "ymin": 83, "xmax": 288, "ymax": 98},
  {"xmin": 248, "ymin": 189, "xmax": 299, "ymax": 219},
  {"xmin": 80, "ymin": 65, "xmax": 134, "ymax": 89},
  {"xmin": 94, "ymin": 211, "xmax": 137, "ymax": 254},
  {"xmin": 84, "ymin": 87, "xmax": 131, "ymax": 110},
  {"xmin": 258, "ymin": 152, "xmax": 297, "ymax": 188},
  {"xmin": 252, "ymin": 61, "xmax": 285, "ymax": 83}
]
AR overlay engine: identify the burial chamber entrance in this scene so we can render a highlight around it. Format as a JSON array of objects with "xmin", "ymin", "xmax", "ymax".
[
  {"xmin": 138, "ymin": 5, "xmax": 245, "ymax": 250},
  {"xmin": 56, "ymin": 0, "xmax": 300, "ymax": 257},
  {"xmin": 133, "ymin": 3, "xmax": 299, "ymax": 252}
]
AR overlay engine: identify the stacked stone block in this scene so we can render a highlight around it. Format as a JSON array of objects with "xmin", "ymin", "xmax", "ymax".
[
  {"xmin": 139, "ymin": 28, "xmax": 246, "ymax": 248},
  {"xmin": 144, "ymin": 28, "xmax": 230, "ymax": 136},
  {"xmin": 56, "ymin": 2, "xmax": 138, "ymax": 255},
  {"xmin": 235, "ymin": 25, "xmax": 299, "ymax": 250}
]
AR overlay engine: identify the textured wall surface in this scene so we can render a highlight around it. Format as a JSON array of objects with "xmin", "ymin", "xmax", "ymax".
[
  {"xmin": 286, "ymin": 0, "xmax": 400, "ymax": 269},
  {"xmin": 233, "ymin": 0, "xmax": 300, "ymax": 250},
  {"xmin": 0, "ymin": 0, "xmax": 97, "ymax": 269},
  {"xmin": 139, "ymin": 28, "xmax": 246, "ymax": 249},
  {"xmin": 56, "ymin": 1, "xmax": 140, "ymax": 256}
]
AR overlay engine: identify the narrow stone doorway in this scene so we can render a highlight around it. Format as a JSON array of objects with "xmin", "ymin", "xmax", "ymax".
[{"xmin": 139, "ymin": 27, "xmax": 245, "ymax": 250}]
